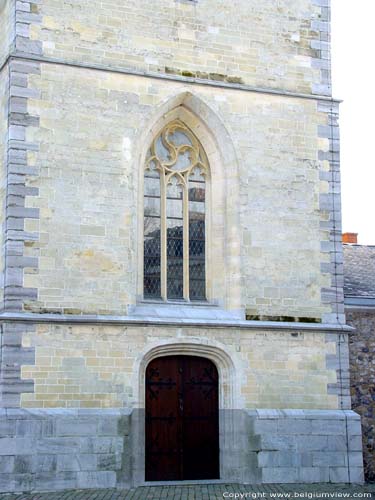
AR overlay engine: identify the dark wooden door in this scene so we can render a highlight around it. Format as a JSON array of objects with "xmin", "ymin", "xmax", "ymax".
[{"xmin": 145, "ymin": 355, "xmax": 219, "ymax": 481}]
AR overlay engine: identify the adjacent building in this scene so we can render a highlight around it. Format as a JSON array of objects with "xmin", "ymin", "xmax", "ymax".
[{"xmin": 343, "ymin": 235, "xmax": 375, "ymax": 482}]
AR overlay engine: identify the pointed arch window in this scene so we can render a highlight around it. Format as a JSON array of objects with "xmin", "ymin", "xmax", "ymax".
[{"xmin": 143, "ymin": 120, "xmax": 208, "ymax": 301}]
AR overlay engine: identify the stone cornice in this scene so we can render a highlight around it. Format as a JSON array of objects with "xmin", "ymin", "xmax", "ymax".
[
  {"xmin": 1, "ymin": 53, "xmax": 343, "ymax": 104},
  {"xmin": 0, "ymin": 311, "xmax": 354, "ymax": 332}
]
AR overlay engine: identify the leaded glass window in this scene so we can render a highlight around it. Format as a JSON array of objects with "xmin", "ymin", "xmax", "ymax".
[{"xmin": 143, "ymin": 120, "xmax": 208, "ymax": 301}]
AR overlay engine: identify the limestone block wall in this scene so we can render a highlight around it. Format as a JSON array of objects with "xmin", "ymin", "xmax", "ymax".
[
  {"xmin": 0, "ymin": 408, "xmax": 364, "ymax": 492},
  {"xmin": 0, "ymin": 0, "xmax": 15, "ymax": 67},
  {"xmin": 0, "ymin": 0, "xmax": 344, "ymax": 322},
  {"xmin": 0, "ymin": 409, "xmax": 129, "ymax": 492},
  {"xmin": 249, "ymin": 409, "xmax": 364, "ymax": 483},
  {"xmin": 0, "ymin": 0, "xmax": 359, "ymax": 490},
  {"xmin": 19, "ymin": 63, "xmax": 335, "ymax": 320},
  {"xmin": 26, "ymin": 0, "xmax": 326, "ymax": 95},
  {"xmin": 0, "ymin": 67, "xmax": 8, "ymax": 305},
  {"xmin": 347, "ymin": 309, "xmax": 375, "ymax": 482},
  {"xmin": 18, "ymin": 323, "xmax": 341, "ymax": 410}
]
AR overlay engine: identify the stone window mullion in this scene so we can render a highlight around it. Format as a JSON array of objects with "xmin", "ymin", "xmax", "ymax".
[
  {"xmin": 182, "ymin": 179, "xmax": 190, "ymax": 301},
  {"xmin": 160, "ymin": 171, "xmax": 167, "ymax": 301}
]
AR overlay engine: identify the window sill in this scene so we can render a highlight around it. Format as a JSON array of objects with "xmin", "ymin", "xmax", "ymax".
[
  {"xmin": 129, "ymin": 301, "xmax": 244, "ymax": 321},
  {"xmin": 139, "ymin": 299, "xmax": 211, "ymax": 306}
]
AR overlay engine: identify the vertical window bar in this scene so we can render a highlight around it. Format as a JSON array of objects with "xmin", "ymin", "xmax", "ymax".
[
  {"xmin": 160, "ymin": 174, "xmax": 167, "ymax": 300},
  {"xmin": 188, "ymin": 168, "xmax": 206, "ymax": 301},
  {"xmin": 166, "ymin": 179, "xmax": 184, "ymax": 300},
  {"xmin": 183, "ymin": 181, "xmax": 189, "ymax": 301},
  {"xmin": 143, "ymin": 168, "xmax": 161, "ymax": 299}
]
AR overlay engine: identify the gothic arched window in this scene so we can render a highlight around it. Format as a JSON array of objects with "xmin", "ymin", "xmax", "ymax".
[{"xmin": 143, "ymin": 120, "xmax": 208, "ymax": 301}]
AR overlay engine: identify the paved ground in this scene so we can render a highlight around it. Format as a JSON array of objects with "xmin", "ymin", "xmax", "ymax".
[{"xmin": 1, "ymin": 483, "xmax": 375, "ymax": 500}]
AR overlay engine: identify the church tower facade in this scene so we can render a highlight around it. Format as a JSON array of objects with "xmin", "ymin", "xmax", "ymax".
[{"xmin": 0, "ymin": 0, "xmax": 364, "ymax": 491}]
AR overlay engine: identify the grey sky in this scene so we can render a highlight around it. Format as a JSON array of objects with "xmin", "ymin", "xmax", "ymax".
[{"xmin": 331, "ymin": 0, "xmax": 375, "ymax": 245}]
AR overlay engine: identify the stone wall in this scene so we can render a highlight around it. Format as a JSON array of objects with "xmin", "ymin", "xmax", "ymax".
[
  {"xmin": 0, "ymin": 408, "xmax": 129, "ymax": 492},
  {"xmin": 27, "ymin": 0, "xmax": 325, "ymax": 95},
  {"xmin": 0, "ymin": 408, "xmax": 363, "ymax": 492},
  {"xmin": 0, "ymin": 0, "xmax": 343, "ymax": 322},
  {"xmin": 0, "ymin": 66, "xmax": 8, "ymax": 306},
  {"xmin": 17, "ymin": 323, "xmax": 342, "ymax": 410},
  {"xmin": 0, "ymin": 0, "xmax": 15, "ymax": 67},
  {"xmin": 347, "ymin": 309, "xmax": 375, "ymax": 482},
  {"xmin": 0, "ymin": 0, "xmax": 359, "ymax": 490},
  {"xmin": 248, "ymin": 409, "xmax": 363, "ymax": 484},
  {"xmin": 18, "ymin": 62, "xmax": 335, "ymax": 320}
]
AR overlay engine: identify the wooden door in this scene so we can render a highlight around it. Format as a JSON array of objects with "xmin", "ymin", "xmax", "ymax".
[{"xmin": 145, "ymin": 355, "xmax": 219, "ymax": 481}]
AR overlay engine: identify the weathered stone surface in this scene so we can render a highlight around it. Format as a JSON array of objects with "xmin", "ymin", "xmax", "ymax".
[
  {"xmin": 55, "ymin": 419, "xmax": 98, "ymax": 437},
  {"xmin": 248, "ymin": 410, "xmax": 362, "ymax": 484},
  {"xmin": 21, "ymin": 0, "xmax": 329, "ymax": 95},
  {"xmin": 20, "ymin": 324, "xmax": 339, "ymax": 410},
  {"xmin": 1, "ymin": 0, "xmax": 343, "ymax": 326},
  {"xmin": 0, "ymin": 456, "xmax": 15, "ymax": 473},
  {"xmin": 0, "ymin": 0, "xmax": 14, "ymax": 66},
  {"xmin": 76, "ymin": 471, "xmax": 116, "ymax": 489},
  {"xmin": 299, "ymin": 467, "xmax": 329, "ymax": 483},
  {"xmin": 347, "ymin": 309, "xmax": 375, "ymax": 482},
  {"xmin": 0, "ymin": 0, "xmax": 362, "ymax": 493},
  {"xmin": 0, "ymin": 408, "xmax": 366, "ymax": 491},
  {"xmin": 0, "ymin": 409, "xmax": 129, "ymax": 492}
]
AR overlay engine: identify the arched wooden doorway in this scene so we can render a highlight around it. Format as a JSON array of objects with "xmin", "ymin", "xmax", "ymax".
[{"xmin": 145, "ymin": 355, "xmax": 220, "ymax": 481}]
